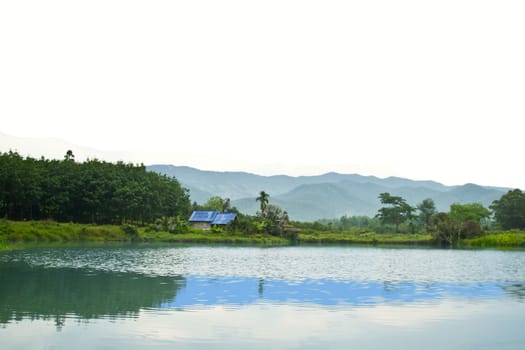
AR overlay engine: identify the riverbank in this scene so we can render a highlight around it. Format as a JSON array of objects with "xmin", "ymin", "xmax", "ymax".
[
  {"xmin": 297, "ymin": 231, "xmax": 432, "ymax": 245},
  {"xmin": 462, "ymin": 231, "xmax": 525, "ymax": 248},
  {"xmin": 1, "ymin": 220, "xmax": 524, "ymax": 249},
  {"xmin": 0, "ymin": 220, "xmax": 290, "ymax": 247}
]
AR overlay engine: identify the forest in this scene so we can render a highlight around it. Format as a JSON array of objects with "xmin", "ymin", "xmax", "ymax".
[{"xmin": 0, "ymin": 151, "xmax": 191, "ymax": 224}]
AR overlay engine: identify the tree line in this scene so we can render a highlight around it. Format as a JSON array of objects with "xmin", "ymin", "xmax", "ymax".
[
  {"xmin": 0, "ymin": 151, "xmax": 191, "ymax": 224},
  {"xmin": 194, "ymin": 188, "xmax": 525, "ymax": 245},
  {"xmin": 317, "ymin": 189, "xmax": 525, "ymax": 245}
]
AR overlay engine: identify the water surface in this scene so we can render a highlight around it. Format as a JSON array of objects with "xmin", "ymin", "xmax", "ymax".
[{"xmin": 1, "ymin": 246, "xmax": 524, "ymax": 349}]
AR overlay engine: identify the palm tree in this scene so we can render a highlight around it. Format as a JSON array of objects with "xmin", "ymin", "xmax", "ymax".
[{"xmin": 256, "ymin": 191, "xmax": 270, "ymax": 216}]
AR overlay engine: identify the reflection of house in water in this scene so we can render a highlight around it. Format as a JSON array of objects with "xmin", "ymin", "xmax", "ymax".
[{"xmin": 189, "ymin": 211, "xmax": 237, "ymax": 230}]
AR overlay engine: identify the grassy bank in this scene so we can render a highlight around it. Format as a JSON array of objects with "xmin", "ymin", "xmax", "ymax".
[
  {"xmin": 1, "ymin": 220, "xmax": 524, "ymax": 248},
  {"xmin": 0, "ymin": 241, "xmax": 8, "ymax": 250},
  {"xmin": 0, "ymin": 220, "xmax": 431, "ymax": 246},
  {"xmin": 0, "ymin": 220, "xmax": 129, "ymax": 242},
  {"xmin": 0, "ymin": 220, "xmax": 289, "ymax": 246},
  {"xmin": 297, "ymin": 231, "xmax": 433, "ymax": 245},
  {"xmin": 143, "ymin": 231, "xmax": 288, "ymax": 245},
  {"xmin": 462, "ymin": 231, "xmax": 525, "ymax": 248}
]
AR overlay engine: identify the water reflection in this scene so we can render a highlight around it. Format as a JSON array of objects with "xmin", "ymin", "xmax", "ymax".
[
  {"xmin": 0, "ymin": 262, "xmax": 185, "ymax": 328},
  {"xmin": 503, "ymin": 283, "xmax": 525, "ymax": 300},
  {"xmin": 163, "ymin": 275, "xmax": 516, "ymax": 309},
  {"xmin": 2, "ymin": 246, "xmax": 525, "ymax": 349},
  {"xmin": 2, "ymin": 261, "xmax": 522, "ymax": 330},
  {"xmin": 2, "ymin": 246, "xmax": 525, "ymax": 335}
]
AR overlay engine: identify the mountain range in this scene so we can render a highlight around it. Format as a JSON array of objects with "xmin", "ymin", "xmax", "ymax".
[
  {"xmin": 0, "ymin": 131, "xmax": 511, "ymax": 222},
  {"xmin": 148, "ymin": 165, "xmax": 509, "ymax": 222}
]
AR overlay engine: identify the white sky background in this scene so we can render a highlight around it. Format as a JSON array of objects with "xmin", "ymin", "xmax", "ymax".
[{"xmin": 1, "ymin": 1, "xmax": 524, "ymax": 188}]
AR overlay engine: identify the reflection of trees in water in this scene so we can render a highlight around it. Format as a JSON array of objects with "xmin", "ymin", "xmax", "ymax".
[
  {"xmin": 0, "ymin": 262, "xmax": 185, "ymax": 329},
  {"xmin": 258, "ymin": 278, "xmax": 264, "ymax": 297},
  {"xmin": 503, "ymin": 284, "xmax": 525, "ymax": 301}
]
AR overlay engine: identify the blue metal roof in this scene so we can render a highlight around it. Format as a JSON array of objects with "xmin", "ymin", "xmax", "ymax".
[
  {"xmin": 189, "ymin": 211, "xmax": 218, "ymax": 222},
  {"xmin": 211, "ymin": 213, "xmax": 237, "ymax": 225}
]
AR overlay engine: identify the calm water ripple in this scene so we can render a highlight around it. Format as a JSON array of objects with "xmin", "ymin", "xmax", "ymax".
[
  {"xmin": 4, "ymin": 246, "xmax": 525, "ymax": 282},
  {"xmin": 1, "ymin": 245, "xmax": 525, "ymax": 349}
]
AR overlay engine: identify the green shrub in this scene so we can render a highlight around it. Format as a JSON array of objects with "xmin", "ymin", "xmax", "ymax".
[
  {"xmin": 0, "ymin": 218, "xmax": 11, "ymax": 236},
  {"xmin": 78, "ymin": 227, "xmax": 91, "ymax": 240},
  {"xmin": 121, "ymin": 225, "xmax": 139, "ymax": 239},
  {"xmin": 211, "ymin": 226, "xmax": 225, "ymax": 234},
  {"xmin": 464, "ymin": 232, "xmax": 525, "ymax": 247}
]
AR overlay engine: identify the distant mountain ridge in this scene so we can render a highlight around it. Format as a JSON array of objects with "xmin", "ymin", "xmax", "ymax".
[
  {"xmin": 148, "ymin": 164, "xmax": 509, "ymax": 222},
  {"xmin": 0, "ymin": 132, "xmax": 512, "ymax": 221}
]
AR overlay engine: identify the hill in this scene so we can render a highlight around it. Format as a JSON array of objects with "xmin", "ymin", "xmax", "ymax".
[
  {"xmin": 0, "ymin": 132, "xmax": 513, "ymax": 222},
  {"xmin": 148, "ymin": 165, "xmax": 508, "ymax": 221}
]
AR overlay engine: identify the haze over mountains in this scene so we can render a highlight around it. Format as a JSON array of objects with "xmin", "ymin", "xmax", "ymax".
[
  {"xmin": 148, "ymin": 165, "xmax": 509, "ymax": 222},
  {"xmin": 0, "ymin": 131, "xmax": 511, "ymax": 222}
]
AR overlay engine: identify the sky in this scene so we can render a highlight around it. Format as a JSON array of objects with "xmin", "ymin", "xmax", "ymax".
[{"xmin": 1, "ymin": 1, "xmax": 524, "ymax": 189}]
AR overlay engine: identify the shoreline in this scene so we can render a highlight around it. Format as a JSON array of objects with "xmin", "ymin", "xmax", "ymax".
[{"xmin": 2, "ymin": 220, "xmax": 524, "ymax": 250}]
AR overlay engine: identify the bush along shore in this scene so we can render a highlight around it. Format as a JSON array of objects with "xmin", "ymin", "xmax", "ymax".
[{"xmin": 1, "ymin": 220, "xmax": 524, "ymax": 249}]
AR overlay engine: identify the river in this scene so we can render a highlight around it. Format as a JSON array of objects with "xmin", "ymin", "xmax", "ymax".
[{"xmin": 1, "ymin": 245, "xmax": 524, "ymax": 349}]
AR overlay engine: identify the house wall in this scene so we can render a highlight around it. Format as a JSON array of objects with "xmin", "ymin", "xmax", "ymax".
[{"xmin": 192, "ymin": 222, "xmax": 211, "ymax": 230}]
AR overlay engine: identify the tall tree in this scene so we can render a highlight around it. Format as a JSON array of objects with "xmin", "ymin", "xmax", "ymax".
[
  {"xmin": 449, "ymin": 203, "xmax": 490, "ymax": 223},
  {"xmin": 64, "ymin": 150, "xmax": 75, "ymax": 162},
  {"xmin": 203, "ymin": 196, "xmax": 231, "ymax": 212},
  {"xmin": 263, "ymin": 204, "xmax": 289, "ymax": 236},
  {"xmin": 256, "ymin": 191, "xmax": 270, "ymax": 216},
  {"xmin": 417, "ymin": 198, "xmax": 437, "ymax": 232},
  {"xmin": 430, "ymin": 212, "xmax": 462, "ymax": 245},
  {"xmin": 444, "ymin": 203, "xmax": 491, "ymax": 238},
  {"xmin": 376, "ymin": 192, "xmax": 414, "ymax": 232},
  {"xmin": 490, "ymin": 189, "xmax": 525, "ymax": 229}
]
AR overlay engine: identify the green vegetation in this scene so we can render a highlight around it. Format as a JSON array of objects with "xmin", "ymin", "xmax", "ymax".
[
  {"xmin": 316, "ymin": 189, "xmax": 525, "ymax": 248},
  {"xmin": 376, "ymin": 192, "xmax": 415, "ymax": 232},
  {"xmin": 144, "ymin": 230, "xmax": 289, "ymax": 245},
  {"xmin": 0, "ymin": 219, "xmax": 428, "ymax": 246},
  {"xmin": 1, "ymin": 151, "xmax": 525, "ymax": 249},
  {"xmin": 417, "ymin": 198, "xmax": 437, "ymax": 232},
  {"xmin": 490, "ymin": 189, "xmax": 525, "ymax": 230},
  {"xmin": 256, "ymin": 190, "xmax": 270, "ymax": 215},
  {"xmin": 1, "ymin": 220, "xmax": 131, "ymax": 242},
  {"xmin": 297, "ymin": 230, "xmax": 432, "ymax": 245},
  {"xmin": 0, "ymin": 219, "xmax": 523, "ymax": 248},
  {"xmin": 0, "ymin": 220, "xmax": 289, "ymax": 245},
  {"xmin": 198, "ymin": 196, "xmax": 232, "ymax": 212},
  {"xmin": 0, "ymin": 151, "xmax": 190, "ymax": 224},
  {"xmin": 0, "ymin": 216, "xmax": 519, "ymax": 248},
  {"xmin": 463, "ymin": 231, "xmax": 525, "ymax": 248}
]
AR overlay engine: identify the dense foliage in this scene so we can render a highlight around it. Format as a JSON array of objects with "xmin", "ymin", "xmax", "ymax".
[
  {"xmin": 375, "ymin": 192, "xmax": 415, "ymax": 232},
  {"xmin": 0, "ymin": 151, "xmax": 191, "ymax": 224},
  {"xmin": 490, "ymin": 189, "xmax": 525, "ymax": 230},
  {"xmin": 416, "ymin": 198, "xmax": 437, "ymax": 232}
]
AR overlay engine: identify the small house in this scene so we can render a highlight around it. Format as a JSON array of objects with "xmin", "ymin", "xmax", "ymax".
[
  {"xmin": 189, "ymin": 210, "xmax": 237, "ymax": 230},
  {"xmin": 212, "ymin": 213, "xmax": 237, "ymax": 226}
]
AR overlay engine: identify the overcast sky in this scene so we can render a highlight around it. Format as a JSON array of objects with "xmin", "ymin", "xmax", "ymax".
[{"xmin": 1, "ymin": 1, "xmax": 524, "ymax": 188}]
